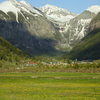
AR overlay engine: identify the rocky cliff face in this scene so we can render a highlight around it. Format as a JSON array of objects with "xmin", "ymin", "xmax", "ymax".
[
  {"xmin": 65, "ymin": 10, "xmax": 96, "ymax": 47},
  {"xmin": 40, "ymin": 5, "xmax": 100, "ymax": 48},
  {"xmin": 69, "ymin": 14, "xmax": 100, "ymax": 60},
  {"xmin": 0, "ymin": 0, "xmax": 100, "ymax": 55},
  {"xmin": 0, "ymin": 0, "xmax": 61, "ymax": 55},
  {"xmin": 89, "ymin": 12, "xmax": 100, "ymax": 31}
]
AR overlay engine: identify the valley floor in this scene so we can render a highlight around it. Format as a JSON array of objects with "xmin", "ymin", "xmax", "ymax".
[{"xmin": 0, "ymin": 72, "xmax": 100, "ymax": 100}]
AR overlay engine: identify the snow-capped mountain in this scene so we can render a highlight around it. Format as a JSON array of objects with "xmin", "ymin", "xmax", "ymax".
[
  {"xmin": 66, "ymin": 5, "xmax": 100, "ymax": 46},
  {"xmin": 40, "ymin": 4, "xmax": 100, "ymax": 48},
  {"xmin": 70, "ymin": 13, "xmax": 100, "ymax": 60},
  {"xmin": 0, "ymin": 0, "xmax": 59, "ymax": 55},
  {"xmin": 0, "ymin": 0, "xmax": 100, "ymax": 54},
  {"xmin": 40, "ymin": 4, "xmax": 78, "ymax": 50},
  {"xmin": 86, "ymin": 5, "xmax": 100, "ymax": 14},
  {"xmin": 40, "ymin": 4, "xmax": 77, "ymax": 34},
  {"xmin": 40, "ymin": 4, "xmax": 77, "ymax": 23},
  {"xmin": 0, "ymin": 0, "xmax": 43, "ymax": 22}
]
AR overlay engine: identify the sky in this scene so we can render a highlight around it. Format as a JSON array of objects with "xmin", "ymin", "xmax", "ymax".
[{"xmin": 0, "ymin": 0, "xmax": 100, "ymax": 14}]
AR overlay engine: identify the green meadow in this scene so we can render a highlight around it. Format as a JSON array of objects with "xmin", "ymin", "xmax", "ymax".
[{"xmin": 0, "ymin": 72, "xmax": 100, "ymax": 100}]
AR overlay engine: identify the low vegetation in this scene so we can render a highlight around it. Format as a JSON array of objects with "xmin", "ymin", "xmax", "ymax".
[
  {"xmin": 0, "ymin": 72, "xmax": 100, "ymax": 100},
  {"xmin": 0, "ymin": 55, "xmax": 100, "ymax": 73},
  {"xmin": 0, "ymin": 36, "xmax": 29, "ymax": 68},
  {"xmin": 0, "ymin": 36, "xmax": 100, "ymax": 100}
]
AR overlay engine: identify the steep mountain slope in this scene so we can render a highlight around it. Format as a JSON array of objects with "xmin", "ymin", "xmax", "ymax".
[
  {"xmin": 40, "ymin": 4, "xmax": 77, "ymax": 50},
  {"xmin": 87, "ymin": 5, "xmax": 100, "ymax": 14},
  {"xmin": 66, "ymin": 9, "xmax": 96, "ymax": 46},
  {"xmin": 0, "ymin": 1, "xmax": 100, "ymax": 55},
  {"xmin": 0, "ymin": 0, "xmax": 60, "ymax": 55},
  {"xmin": 89, "ymin": 12, "xmax": 100, "ymax": 31},
  {"xmin": 69, "ymin": 13, "xmax": 100, "ymax": 60},
  {"xmin": 40, "ymin": 4, "xmax": 76, "ymax": 23},
  {"xmin": 0, "ymin": 36, "xmax": 25, "ymax": 62},
  {"xmin": 41, "ymin": 5, "xmax": 100, "ymax": 49}
]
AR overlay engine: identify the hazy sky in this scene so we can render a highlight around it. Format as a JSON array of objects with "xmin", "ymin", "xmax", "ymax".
[{"xmin": 0, "ymin": 0, "xmax": 100, "ymax": 14}]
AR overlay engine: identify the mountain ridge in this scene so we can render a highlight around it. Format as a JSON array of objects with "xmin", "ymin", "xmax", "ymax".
[
  {"xmin": 0, "ymin": 0, "xmax": 61, "ymax": 55},
  {"xmin": 86, "ymin": 5, "xmax": 100, "ymax": 14},
  {"xmin": 40, "ymin": 4, "xmax": 100, "ymax": 49},
  {"xmin": 69, "ymin": 13, "xmax": 100, "ymax": 60},
  {"xmin": 40, "ymin": 4, "xmax": 77, "ymax": 23},
  {"xmin": 0, "ymin": 0, "xmax": 100, "ymax": 56}
]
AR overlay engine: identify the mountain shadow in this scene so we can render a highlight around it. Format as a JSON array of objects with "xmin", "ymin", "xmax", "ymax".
[
  {"xmin": 0, "ymin": 36, "xmax": 26, "ymax": 62},
  {"xmin": 0, "ymin": 20, "xmax": 62, "ymax": 56}
]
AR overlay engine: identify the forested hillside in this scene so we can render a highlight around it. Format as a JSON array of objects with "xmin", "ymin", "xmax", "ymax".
[
  {"xmin": 69, "ymin": 29, "xmax": 100, "ymax": 60},
  {"xmin": 0, "ymin": 37, "xmax": 26, "ymax": 62},
  {"xmin": 69, "ymin": 13, "xmax": 100, "ymax": 60}
]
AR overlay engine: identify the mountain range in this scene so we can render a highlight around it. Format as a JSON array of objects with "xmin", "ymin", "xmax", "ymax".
[
  {"xmin": 40, "ymin": 5, "xmax": 100, "ymax": 49},
  {"xmin": 69, "ymin": 13, "xmax": 100, "ymax": 60},
  {"xmin": 0, "ymin": 0, "xmax": 100, "ymax": 60}
]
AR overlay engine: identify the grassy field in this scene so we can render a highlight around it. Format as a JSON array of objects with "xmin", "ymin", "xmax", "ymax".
[{"xmin": 0, "ymin": 72, "xmax": 100, "ymax": 100}]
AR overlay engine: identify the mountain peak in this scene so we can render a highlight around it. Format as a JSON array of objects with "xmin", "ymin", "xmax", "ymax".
[
  {"xmin": 41, "ymin": 4, "xmax": 66, "ymax": 10},
  {"xmin": 0, "ymin": 0, "xmax": 20, "ymax": 14},
  {"xmin": 86, "ymin": 5, "xmax": 100, "ymax": 14},
  {"xmin": 40, "ymin": 4, "xmax": 77, "ymax": 23},
  {"xmin": 0, "ymin": 0, "xmax": 43, "ymax": 17},
  {"xmin": 20, "ymin": 0, "xmax": 31, "ymax": 7},
  {"xmin": 40, "ymin": 4, "xmax": 72, "ymax": 14}
]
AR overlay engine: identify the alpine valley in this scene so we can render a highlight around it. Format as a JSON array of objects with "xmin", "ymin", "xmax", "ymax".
[
  {"xmin": 0, "ymin": 1, "xmax": 100, "ymax": 99},
  {"xmin": 0, "ymin": 0, "xmax": 100, "ymax": 60}
]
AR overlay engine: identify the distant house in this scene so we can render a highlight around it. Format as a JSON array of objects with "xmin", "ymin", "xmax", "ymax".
[
  {"xmin": 25, "ymin": 61, "xmax": 37, "ymax": 66},
  {"xmin": 20, "ymin": 61, "xmax": 37, "ymax": 67}
]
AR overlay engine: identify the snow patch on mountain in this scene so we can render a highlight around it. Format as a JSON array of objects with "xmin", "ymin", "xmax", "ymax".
[
  {"xmin": 0, "ymin": 0, "xmax": 43, "ymax": 22},
  {"xmin": 47, "ymin": 14, "xmax": 75, "ymax": 22},
  {"xmin": 40, "ymin": 4, "xmax": 100, "ymax": 49},
  {"xmin": 0, "ymin": 0, "xmax": 20, "ymax": 14},
  {"xmin": 19, "ymin": 0, "xmax": 43, "ymax": 16},
  {"xmin": 87, "ymin": 5, "xmax": 100, "ymax": 14},
  {"xmin": 40, "ymin": 4, "xmax": 77, "ymax": 23},
  {"xmin": 40, "ymin": 4, "xmax": 72, "ymax": 14},
  {"xmin": 78, "ymin": 19, "xmax": 91, "ymax": 26},
  {"xmin": 0, "ymin": 0, "xmax": 20, "ymax": 22},
  {"xmin": 79, "ymin": 19, "xmax": 91, "ymax": 38}
]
